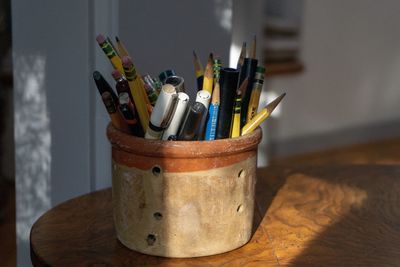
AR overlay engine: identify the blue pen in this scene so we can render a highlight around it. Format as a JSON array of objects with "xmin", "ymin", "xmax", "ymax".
[{"xmin": 205, "ymin": 82, "xmax": 220, "ymax": 140}]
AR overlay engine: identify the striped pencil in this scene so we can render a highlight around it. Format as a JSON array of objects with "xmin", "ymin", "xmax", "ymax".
[
  {"xmin": 96, "ymin": 34, "xmax": 124, "ymax": 74},
  {"xmin": 121, "ymin": 56, "xmax": 150, "ymax": 130},
  {"xmin": 230, "ymin": 78, "xmax": 248, "ymax": 138}
]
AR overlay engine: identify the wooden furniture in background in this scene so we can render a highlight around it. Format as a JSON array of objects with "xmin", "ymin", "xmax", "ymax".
[{"xmin": 265, "ymin": 61, "xmax": 304, "ymax": 76}]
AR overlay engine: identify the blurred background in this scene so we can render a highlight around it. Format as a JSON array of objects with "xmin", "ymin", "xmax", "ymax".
[{"xmin": 1, "ymin": 0, "xmax": 400, "ymax": 266}]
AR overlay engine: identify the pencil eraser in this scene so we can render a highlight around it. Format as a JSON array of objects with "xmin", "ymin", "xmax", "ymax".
[
  {"xmin": 121, "ymin": 56, "xmax": 132, "ymax": 68},
  {"xmin": 111, "ymin": 70, "xmax": 122, "ymax": 80},
  {"xmin": 96, "ymin": 34, "xmax": 106, "ymax": 44}
]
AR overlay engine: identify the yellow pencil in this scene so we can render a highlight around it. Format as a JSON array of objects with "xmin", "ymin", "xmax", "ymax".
[
  {"xmin": 202, "ymin": 53, "xmax": 214, "ymax": 94},
  {"xmin": 113, "ymin": 37, "xmax": 151, "ymax": 108},
  {"xmin": 107, "ymin": 36, "xmax": 119, "ymax": 56},
  {"xmin": 96, "ymin": 34, "xmax": 124, "ymax": 74},
  {"xmin": 241, "ymin": 93, "xmax": 286, "ymax": 136},
  {"xmin": 122, "ymin": 56, "xmax": 150, "ymax": 131},
  {"xmin": 115, "ymin": 36, "xmax": 130, "ymax": 57},
  {"xmin": 247, "ymin": 66, "xmax": 266, "ymax": 122},
  {"xmin": 230, "ymin": 78, "xmax": 248, "ymax": 138}
]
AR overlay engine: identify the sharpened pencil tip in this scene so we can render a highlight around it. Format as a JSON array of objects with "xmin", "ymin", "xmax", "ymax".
[{"xmin": 266, "ymin": 93, "xmax": 286, "ymax": 114}]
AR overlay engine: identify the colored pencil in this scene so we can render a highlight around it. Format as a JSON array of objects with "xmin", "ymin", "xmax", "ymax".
[{"xmin": 204, "ymin": 82, "xmax": 220, "ymax": 140}]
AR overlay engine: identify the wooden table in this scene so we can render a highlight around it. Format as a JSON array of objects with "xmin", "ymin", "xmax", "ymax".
[{"xmin": 30, "ymin": 162, "xmax": 400, "ymax": 266}]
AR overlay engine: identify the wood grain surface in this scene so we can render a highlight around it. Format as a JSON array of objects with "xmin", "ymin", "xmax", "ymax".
[
  {"xmin": 30, "ymin": 188, "xmax": 277, "ymax": 266},
  {"xmin": 30, "ymin": 164, "xmax": 400, "ymax": 266}
]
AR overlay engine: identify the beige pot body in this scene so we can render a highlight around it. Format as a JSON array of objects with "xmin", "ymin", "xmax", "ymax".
[{"xmin": 107, "ymin": 124, "xmax": 262, "ymax": 258}]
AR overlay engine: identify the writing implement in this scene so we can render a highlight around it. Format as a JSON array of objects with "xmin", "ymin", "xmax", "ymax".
[
  {"xmin": 202, "ymin": 53, "xmax": 214, "ymax": 94},
  {"xmin": 204, "ymin": 82, "xmax": 220, "ymax": 141},
  {"xmin": 122, "ymin": 56, "xmax": 150, "ymax": 130},
  {"xmin": 93, "ymin": 70, "xmax": 119, "ymax": 103},
  {"xmin": 162, "ymin": 92, "xmax": 189, "ymax": 140},
  {"xmin": 178, "ymin": 102, "xmax": 207, "ymax": 141},
  {"xmin": 96, "ymin": 34, "xmax": 124, "ymax": 74},
  {"xmin": 101, "ymin": 91, "xmax": 130, "ymax": 133},
  {"xmin": 145, "ymin": 84, "xmax": 178, "ymax": 139},
  {"xmin": 241, "ymin": 93, "xmax": 286, "ymax": 135},
  {"xmin": 236, "ymin": 42, "xmax": 246, "ymax": 70},
  {"xmin": 230, "ymin": 78, "xmax": 248, "ymax": 138},
  {"xmin": 247, "ymin": 66, "xmax": 266, "ymax": 122},
  {"xmin": 118, "ymin": 92, "xmax": 145, "ymax": 137},
  {"xmin": 115, "ymin": 36, "xmax": 130, "ymax": 57}
]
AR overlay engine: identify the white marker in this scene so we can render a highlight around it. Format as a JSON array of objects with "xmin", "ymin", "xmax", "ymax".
[
  {"xmin": 162, "ymin": 92, "xmax": 190, "ymax": 140},
  {"xmin": 195, "ymin": 90, "xmax": 211, "ymax": 109},
  {"xmin": 145, "ymin": 84, "xmax": 177, "ymax": 139}
]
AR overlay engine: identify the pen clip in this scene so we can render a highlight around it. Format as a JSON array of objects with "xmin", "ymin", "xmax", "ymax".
[{"xmin": 160, "ymin": 93, "xmax": 179, "ymax": 129}]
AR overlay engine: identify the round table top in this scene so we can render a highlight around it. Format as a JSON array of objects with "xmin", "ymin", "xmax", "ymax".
[{"xmin": 30, "ymin": 165, "xmax": 400, "ymax": 266}]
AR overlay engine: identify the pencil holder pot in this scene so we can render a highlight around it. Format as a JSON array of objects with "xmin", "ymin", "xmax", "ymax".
[{"xmin": 107, "ymin": 123, "xmax": 262, "ymax": 258}]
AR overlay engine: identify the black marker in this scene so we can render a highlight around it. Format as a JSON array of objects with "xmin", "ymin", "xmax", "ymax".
[
  {"xmin": 216, "ymin": 68, "xmax": 239, "ymax": 139},
  {"xmin": 178, "ymin": 102, "xmax": 208, "ymax": 141}
]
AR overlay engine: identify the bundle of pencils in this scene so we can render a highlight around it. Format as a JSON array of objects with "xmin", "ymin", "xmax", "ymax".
[{"xmin": 93, "ymin": 34, "xmax": 286, "ymax": 141}]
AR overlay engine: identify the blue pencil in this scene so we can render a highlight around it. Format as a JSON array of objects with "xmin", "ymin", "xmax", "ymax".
[{"xmin": 205, "ymin": 82, "xmax": 220, "ymax": 140}]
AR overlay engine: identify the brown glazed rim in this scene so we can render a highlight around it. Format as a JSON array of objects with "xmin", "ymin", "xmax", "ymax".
[{"xmin": 107, "ymin": 123, "xmax": 262, "ymax": 158}]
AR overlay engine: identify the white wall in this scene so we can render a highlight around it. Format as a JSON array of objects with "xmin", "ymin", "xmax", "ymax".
[
  {"xmin": 118, "ymin": 0, "xmax": 276, "ymax": 163},
  {"xmin": 264, "ymin": 0, "xmax": 400, "ymax": 147},
  {"xmin": 119, "ymin": 0, "xmax": 233, "ymax": 100},
  {"xmin": 12, "ymin": 1, "xmax": 117, "ymax": 265}
]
